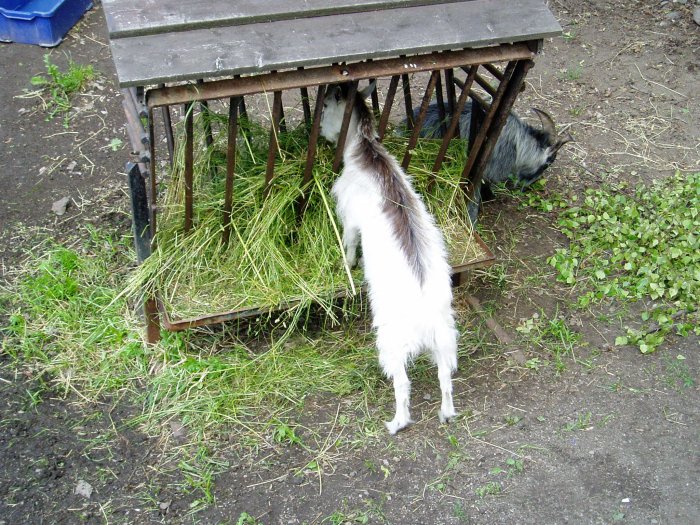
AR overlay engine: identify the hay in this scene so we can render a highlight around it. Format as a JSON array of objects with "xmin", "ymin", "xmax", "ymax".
[{"xmin": 127, "ymin": 112, "xmax": 486, "ymax": 321}]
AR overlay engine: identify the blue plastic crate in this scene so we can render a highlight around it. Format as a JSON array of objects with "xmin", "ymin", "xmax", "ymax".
[{"xmin": 0, "ymin": 0, "xmax": 92, "ymax": 47}]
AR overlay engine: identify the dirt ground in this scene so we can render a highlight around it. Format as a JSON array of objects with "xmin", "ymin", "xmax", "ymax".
[{"xmin": 1, "ymin": 1, "xmax": 699, "ymax": 524}]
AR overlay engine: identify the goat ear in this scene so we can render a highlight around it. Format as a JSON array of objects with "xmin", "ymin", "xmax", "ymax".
[
  {"xmin": 333, "ymin": 85, "xmax": 343, "ymax": 102},
  {"xmin": 359, "ymin": 80, "xmax": 377, "ymax": 100},
  {"xmin": 531, "ymin": 108, "xmax": 557, "ymax": 138}
]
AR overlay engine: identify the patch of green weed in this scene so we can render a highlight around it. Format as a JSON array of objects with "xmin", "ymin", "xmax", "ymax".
[
  {"xmin": 236, "ymin": 512, "xmax": 262, "ymax": 525},
  {"xmin": 563, "ymin": 411, "xmax": 592, "ymax": 432},
  {"xmin": 565, "ymin": 62, "xmax": 584, "ymax": 81},
  {"xmin": 516, "ymin": 312, "xmax": 581, "ymax": 372},
  {"xmin": 178, "ymin": 445, "xmax": 227, "ymax": 512},
  {"xmin": 489, "ymin": 457, "xmax": 524, "ymax": 478},
  {"xmin": 548, "ymin": 172, "xmax": 700, "ymax": 353},
  {"xmin": 663, "ymin": 354, "xmax": 695, "ymax": 390},
  {"xmin": 475, "ymin": 481, "xmax": 501, "ymax": 498},
  {"xmin": 30, "ymin": 54, "xmax": 96, "ymax": 126}
]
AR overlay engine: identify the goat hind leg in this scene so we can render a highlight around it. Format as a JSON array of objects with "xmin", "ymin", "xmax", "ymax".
[
  {"xmin": 437, "ymin": 360, "xmax": 457, "ymax": 423},
  {"xmin": 385, "ymin": 365, "xmax": 412, "ymax": 434},
  {"xmin": 434, "ymin": 329, "xmax": 458, "ymax": 423},
  {"xmin": 378, "ymin": 343, "xmax": 413, "ymax": 434}
]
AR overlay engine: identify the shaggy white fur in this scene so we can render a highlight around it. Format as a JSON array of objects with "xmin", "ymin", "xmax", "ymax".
[{"xmin": 320, "ymin": 83, "xmax": 458, "ymax": 434}]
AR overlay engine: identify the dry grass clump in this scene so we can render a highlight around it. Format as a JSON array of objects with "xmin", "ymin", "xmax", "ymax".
[{"xmin": 127, "ymin": 112, "xmax": 484, "ymax": 322}]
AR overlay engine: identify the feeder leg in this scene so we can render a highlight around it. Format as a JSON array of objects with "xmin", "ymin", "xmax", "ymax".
[{"xmin": 127, "ymin": 162, "xmax": 160, "ymax": 344}]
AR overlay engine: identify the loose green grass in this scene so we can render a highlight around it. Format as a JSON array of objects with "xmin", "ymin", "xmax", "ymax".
[
  {"xmin": 516, "ymin": 312, "xmax": 581, "ymax": 372},
  {"xmin": 565, "ymin": 62, "xmax": 584, "ymax": 81},
  {"xmin": 1, "ymin": 230, "xmax": 374, "ymax": 432},
  {"xmin": 2, "ymin": 231, "xmax": 148, "ymax": 396},
  {"xmin": 548, "ymin": 172, "xmax": 700, "ymax": 353},
  {"xmin": 125, "ymin": 113, "xmax": 482, "ymax": 325},
  {"xmin": 29, "ymin": 53, "xmax": 96, "ymax": 126}
]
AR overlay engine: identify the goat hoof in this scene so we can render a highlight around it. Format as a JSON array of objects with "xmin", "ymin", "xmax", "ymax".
[
  {"xmin": 385, "ymin": 418, "xmax": 412, "ymax": 435},
  {"xmin": 439, "ymin": 410, "xmax": 458, "ymax": 424}
]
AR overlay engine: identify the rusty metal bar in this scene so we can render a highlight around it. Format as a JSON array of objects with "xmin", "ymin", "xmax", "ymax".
[
  {"xmin": 239, "ymin": 97, "xmax": 248, "ymax": 121},
  {"xmin": 332, "ymin": 81, "xmax": 359, "ymax": 173},
  {"xmin": 402, "ymin": 73, "xmax": 414, "ymax": 131},
  {"xmin": 461, "ymin": 65, "xmax": 501, "ymax": 98},
  {"xmin": 369, "ymin": 77, "xmax": 380, "ymax": 117},
  {"xmin": 122, "ymin": 100, "xmax": 149, "ymax": 163},
  {"xmin": 127, "ymin": 87, "xmax": 148, "ymax": 118},
  {"xmin": 445, "ymin": 68, "xmax": 456, "ymax": 114},
  {"xmin": 162, "ymin": 106, "xmax": 175, "ymax": 165},
  {"xmin": 377, "ymin": 75, "xmax": 400, "ymax": 141},
  {"xmin": 298, "ymin": 66, "xmax": 312, "ymax": 126},
  {"xmin": 127, "ymin": 160, "xmax": 157, "ymax": 343},
  {"xmin": 264, "ymin": 91, "xmax": 284, "ymax": 196},
  {"xmin": 402, "ymin": 70, "xmax": 439, "ymax": 170},
  {"xmin": 474, "ymin": 72, "xmax": 497, "ymax": 98},
  {"xmin": 157, "ymin": 288, "xmax": 354, "ymax": 331},
  {"xmin": 197, "ymin": 79, "xmax": 214, "ymax": 147},
  {"xmin": 458, "ymin": 60, "xmax": 517, "ymax": 200},
  {"xmin": 468, "ymin": 91, "xmax": 485, "ymax": 165},
  {"xmin": 431, "ymin": 65, "xmax": 478, "ymax": 177},
  {"xmin": 365, "ymin": 59, "xmax": 381, "ymax": 117},
  {"xmin": 232, "ymin": 74, "xmax": 249, "ymax": 124},
  {"xmin": 297, "ymin": 84, "xmax": 327, "ymax": 219},
  {"xmin": 201, "ymin": 100, "xmax": 213, "ymax": 146},
  {"xmin": 450, "ymin": 232, "xmax": 496, "ymax": 286},
  {"xmin": 147, "ymin": 107, "xmax": 157, "ymax": 245},
  {"xmin": 300, "ymin": 87, "xmax": 311, "ymax": 126},
  {"xmin": 156, "ymin": 84, "xmax": 175, "ymax": 165},
  {"xmin": 147, "ymin": 44, "xmax": 535, "ymax": 108},
  {"xmin": 144, "ymin": 298, "xmax": 160, "ymax": 343},
  {"xmin": 466, "ymin": 88, "xmax": 490, "ymax": 111},
  {"xmin": 184, "ymin": 102, "xmax": 195, "ymax": 232},
  {"xmin": 482, "ymin": 62, "xmax": 504, "ymax": 81},
  {"xmin": 279, "ymin": 105, "xmax": 287, "ymax": 134},
  {"xmin": 127, "ymin": 162, "xmax": 152, "ymax": 264},
  {"xmin": 122, "ymin": 90, "xmax": 148, "ymax": 145},
  {"xmin": 222, "ymin": 96, "xmax": 240, "ymax": 245},
  {"xmin": 444, "ymin": 68, "xmax": 458, "ymax": 137},
  {"xmin": 435, "ymin": 71, "xmax": 447, "ymax": 137},
  {"xmin": 482, "ymin": 62, "xmax": 526, "ymax": 93}
]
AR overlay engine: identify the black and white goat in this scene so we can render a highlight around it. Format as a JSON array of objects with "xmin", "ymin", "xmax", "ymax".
[
  {"xmin": 413, "ymin": 102, "xmax": 572, "ymax": 224},
  {"xmin": 320, "ymin": 83, "xmax": 458, "ymax": 434}
]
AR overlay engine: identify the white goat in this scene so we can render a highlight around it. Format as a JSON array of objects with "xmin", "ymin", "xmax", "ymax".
[{"xmin": 320, "ymin": 83, "xmax": 458, "ymax": 434}]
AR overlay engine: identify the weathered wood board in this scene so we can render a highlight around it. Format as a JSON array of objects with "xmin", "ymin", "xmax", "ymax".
[
  {"xmin": 105, "ymin": 0, "xmax": 561, "ymax": 87},
  {"xmin": 104, "ymin": 0, "xmax": 475, "ymax": 38}
]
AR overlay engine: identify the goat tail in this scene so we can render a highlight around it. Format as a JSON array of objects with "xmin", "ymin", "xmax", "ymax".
[{"xmin": 359, "ymin": 116, "xmax": 376, "ymax": 142}]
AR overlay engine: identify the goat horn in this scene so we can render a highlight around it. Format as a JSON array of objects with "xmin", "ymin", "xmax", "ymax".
[
  {"xmin": 558, "ymin": 132, "xmax": 574, "ymax": 146},
  {"xmin": 531, "ymin": 108, "xmax": 557, "ymax": 138}
]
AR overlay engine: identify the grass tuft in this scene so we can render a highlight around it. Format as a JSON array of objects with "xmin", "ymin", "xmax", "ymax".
[{"xmin": 29, "ymin": 53, "xmax": 96, "ymax": 126}]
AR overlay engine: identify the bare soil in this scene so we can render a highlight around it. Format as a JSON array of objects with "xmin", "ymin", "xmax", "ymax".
[{"xmin": 1, "ymin": 1, "xmax": 699, "ymax": 524}]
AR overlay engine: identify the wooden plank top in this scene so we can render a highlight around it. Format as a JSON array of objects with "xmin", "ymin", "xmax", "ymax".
[
  {"xmin": 105, "ymin": 0, "xmax": 561, "ymax": 88},
  {"xmin": 104, "ymin": 0, "xmax": 469, "ymax": 38}
]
